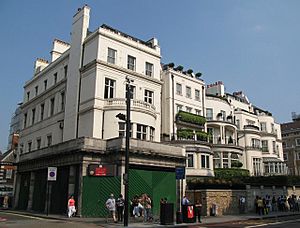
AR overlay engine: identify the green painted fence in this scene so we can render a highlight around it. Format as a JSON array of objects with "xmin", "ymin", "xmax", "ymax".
[{"xmin": 81, "ymin": 169, "xmax": 176, "ymax": 217}]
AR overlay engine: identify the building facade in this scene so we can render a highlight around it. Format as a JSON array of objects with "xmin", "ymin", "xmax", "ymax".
[
  {"xmin": 281, "ymin": 113, "xmax": 300, "ymax": 175},
  {"xmin": 15, "ymin": 5, "xmax": 287, "ymax": 217},
  {"xmin": 206, "ymin": 82, "xmax": 286, "ymax": 176},
  {"xmin": 16, "ymin": 6, "xmax": 185, "ymax": 217}
]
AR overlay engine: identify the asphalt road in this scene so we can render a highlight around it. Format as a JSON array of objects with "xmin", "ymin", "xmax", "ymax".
[
  {"xmin": 0, "ymin": 211, "xmax": 100, "ymax": 228},
  {"xmin": 1, "ymin": 211, "xmax": 300, "ymax": 228},
  {"xmin": 197, "ymin": 215, "xmax": 300, "ymax": 228}
]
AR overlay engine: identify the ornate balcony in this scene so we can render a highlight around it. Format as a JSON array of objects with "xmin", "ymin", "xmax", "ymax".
[{"xmin": 104, "ymin": 98, "xmax": 156, "ymax": 117}]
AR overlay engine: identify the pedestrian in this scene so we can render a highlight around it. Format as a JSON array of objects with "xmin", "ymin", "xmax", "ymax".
[
  {"xmin": 105, "ymin": 193, "xmax": 117, "ymax": 223},
  {"xmin": 116, "ymin": 194, "xmax": 124, "ymax": 222},
  {"xmin": 239, "ymin": 196, "xmax": 246, "ymax": 214},
  {"xmin": 3, "ymin": 195, "xmax": 9, "ymax": 209},
  {"xmin": 182, "ymin": 195, "xmax": 190, "ymax": 205},
  {"xmin": 67, "ymin": 195, "xmax": 76, "ymax": 218},
  {"xmin": 195, "ymin": 200, "xmax": 202, "ymax": 223},
  {"xmin": 142, "ymin": 194, "xmax": 152, "ymax": 222},
  {"xmin": 257, "ymin": 197, "xmax": 264, "ymax": 216}
]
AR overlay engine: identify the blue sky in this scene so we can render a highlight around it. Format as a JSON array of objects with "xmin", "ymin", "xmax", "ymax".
[{"xmin": 0, "ymin": 0, "xmax": 299, "ymax": 152}]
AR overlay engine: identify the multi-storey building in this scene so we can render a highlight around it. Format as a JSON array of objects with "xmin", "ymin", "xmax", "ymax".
[
  {"xmin": 206, "ymin": 82, "xmax": 286, "ymax": 176},
  {"xmin": 15, "ymin": 5, "xmax": 288, "ymax": 217},
  {"xmin": 16, "ymin": 6, "xmax": 184, "ymax": 216},
  {"xmin": 205, "ymin": 82, "xmax": 244, "ymax": 170},
  {"xmin": 281, "ymin": 113, "xmax": 300, "ymax": 175},
  {"xmin": 161, "ymin": 65, "xmax": 214, "ymax": 179}
]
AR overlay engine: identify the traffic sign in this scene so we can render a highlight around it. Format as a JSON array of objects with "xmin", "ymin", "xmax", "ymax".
[{"xmin": 47, "ymin": 167, "xmax": 57, "ymax": 181}]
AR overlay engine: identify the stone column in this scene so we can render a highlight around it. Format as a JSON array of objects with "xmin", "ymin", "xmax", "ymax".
[
  {"xmin": 13, "ymin": 172, "xmax": 21, "ymax": 209},
  {"xmin": 27, "ymin": 171, "xmax": 35, "ymax": 210}
]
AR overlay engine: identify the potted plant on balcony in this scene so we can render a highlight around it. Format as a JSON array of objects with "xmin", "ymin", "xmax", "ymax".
[
  {"xmin": 195, "ymin": 72, "xmax": 202, "ymax": 78},
  {"xmin": 175, "ymin": 65, "xmax": 184, "ymax": 72},
  {"xmin": 168, "ymin": 62, "xmax": 175, "ymax": 68},
  {"xmin": 187, "ymin": 69, "xmax": 193, "ymax": 74}
]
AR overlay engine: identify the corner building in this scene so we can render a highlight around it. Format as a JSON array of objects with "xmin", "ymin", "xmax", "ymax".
[{"xmin": 16, "ymin": 6, "xmax": 185, "ymax": 216}]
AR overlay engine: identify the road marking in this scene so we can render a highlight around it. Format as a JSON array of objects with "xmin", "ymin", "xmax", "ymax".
[
  {"xmin": 0, "ymin": 211, "xmax": 56, "ymax": 221},
  {"xmin": 245, "ymin": 218, "xmax": 300, "ymax": 228}
]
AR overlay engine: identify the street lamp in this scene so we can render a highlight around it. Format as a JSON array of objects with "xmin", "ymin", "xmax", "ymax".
[{"xmin": 116, "ymin": 77, "xmax": 132, "ymax": 227}]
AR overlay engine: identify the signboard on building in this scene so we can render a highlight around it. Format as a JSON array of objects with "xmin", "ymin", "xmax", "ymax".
[
  {"xmin": 175, "ymin": 166, "xmax": 185, "ymax": 180},
  {"xmin": 47, "ymin": 167, "xmax": 57, "ymax": 181},
  {"xmin": 88, "ymin": 164, "xmax": 115, "ymax": 177}
]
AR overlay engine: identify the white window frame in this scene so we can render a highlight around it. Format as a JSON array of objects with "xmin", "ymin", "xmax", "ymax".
[
  {"xmin": 144, "ymin": 90, "xmax": 153, "ymax": 104},
  {"xmin": 145, "ymin": 62, "xmax": 153, "ymax": 77},
  {"xmin": 107, "ymin": 47, "xmax": 117, "ymax": 64},
  {"xmin": 195, "ymin": 89, "xmax": 200, "ymax": 101},
  {"xmin": 187, "ymin": 154, "xmax": 194, "ymax": 167},
  {"xmin": 176, "ymin": 83, "xmax": 182, "ymax": 95},
  {"xmin": 206, "ymin": 108, "xmax": 213, "ymax": 120},
  {"xmin": 104, "ymin": 78, "xmax": 116, "ymax": 99},
  {"xmin": 127, "ymin": 55, "xmax": 136, "ymax": 71},
  {"xmin": 186, "ymin": 86, "xmax": 191, "ymax": 98},
  {"xmin": 137, "ymin": 124, "xmax": 147, "ymax": 140}
]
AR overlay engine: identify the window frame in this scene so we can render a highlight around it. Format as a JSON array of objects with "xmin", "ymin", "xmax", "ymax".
[
  {"xmin": 145, "ymin": 62, "xmax": 153, "ymax": 77},
  {"xmin": 187, "ymin": 154, "xmax": 194, "ymax": 168},
  {"xmin": 127, "ymin": 55, "xmax": 136, "ymax": 71},
  {"xmin": 186, "ymin": 86, "xmax": 191, "ymax": 98},
  {"xmin": 176, "ymin": 83, "xmax": 182, "ymax": 95},
  {"xmin": 107, "ymin": 47, "xmax": 117, "ymax": 64},
  {"xmin": 136, "ymin": 124, "xmax": 147, "ymax": 140},
  {"xmin": 104, "ymin": 78, "xmax": 116, "ymax": 99},
  {"xmin": 195, "ymin": 89, "xmax": 200, "ymax": 101},
  {"xmin": 144, "ymin": 90, "xmax": 153, "ymax": 104}
]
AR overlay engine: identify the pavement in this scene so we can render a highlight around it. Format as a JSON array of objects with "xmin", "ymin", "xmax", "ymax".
[{"xmin": 1, "ymin": 209, "xmax": 300, "ymax": 227}]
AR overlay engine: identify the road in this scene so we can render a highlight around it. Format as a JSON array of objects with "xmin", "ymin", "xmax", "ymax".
[
  {"xmin": 200, "ymin": 215, "xmax": 300, "ymax": 228},
  {"xmin": 0, "ymin": 211, "xmax": 100, "ymax": 228},
  {"xmin": 1, "ymin": 211, "xmax": 300, "ymax": 228}
]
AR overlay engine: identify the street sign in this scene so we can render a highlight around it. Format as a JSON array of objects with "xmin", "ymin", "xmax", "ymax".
[
  {"xmin": 47, "ymin": 167, "xmax": 57, "ymax": 181},
  {"xmin": 175, "ymin": 166, "xmax": 185, "ymax": 180}
]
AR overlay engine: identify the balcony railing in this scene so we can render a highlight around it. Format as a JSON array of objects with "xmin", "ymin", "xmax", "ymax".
[
  {"xmin": 208, "ymin": 136, "xmax": 237, "ymax": 146},
  {"xmin": 105, "ymin": 98, "xmax": 156, "ymax": 111},
  {"xmin": 244, "ymin": 125, "xmax": 260, "ymax": 131}
]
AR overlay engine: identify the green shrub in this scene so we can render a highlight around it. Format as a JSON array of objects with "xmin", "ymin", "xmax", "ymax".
[
  {"xmin": 177, "ymin": 129, "xmax": 194, "ymax": 139},
  {"xmin": 196, "ymin": 131, "xmax": 208, "ymax": 141},
  {"xmin": 214, "ymin": 168, "xmax": 250, "ymax": 179},
  {"xmin": 231, "ymin": 160, "xmax": 243, "ymax": 168},
  {"xmin": 176, "ymin": 111, "xmax": 206, "ymax": 126}
]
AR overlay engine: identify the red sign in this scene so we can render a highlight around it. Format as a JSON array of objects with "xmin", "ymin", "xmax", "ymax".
[{"xmin": 95, "ymin": 167, "xmax": 107, "ymax": 176}]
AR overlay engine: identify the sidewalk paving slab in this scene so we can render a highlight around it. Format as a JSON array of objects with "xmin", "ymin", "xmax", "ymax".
[{"xmin": 1, "ymin": 209, "xmax": 300, "ymax": 227}]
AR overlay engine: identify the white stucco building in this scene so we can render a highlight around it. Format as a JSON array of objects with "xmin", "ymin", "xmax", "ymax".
[
  {"xmin": 206, "ymin": 82, "xmax": 287, "ymax": 176},
  {"xmin": 16, "ymin": 6, "xmax": 184, "ymax": 216},
  {"xmin": 161, "ymin": 66, "xmax": 214, "ymax": 178}
]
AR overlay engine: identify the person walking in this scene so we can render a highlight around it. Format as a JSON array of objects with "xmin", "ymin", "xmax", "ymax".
[
  {"xmin": 182, "ymin": 195, "xmax": 190, "ymax": 205},
  {"xmin": 67, "ymin": 195, "xmax": 76, "ymax": 218},
  {"xmin": 195, "ymin": 200, "xmax": 202, "ymax": 223},
  {"xmin": 116, "ymin": 194, "xmax": 124, "ymax": 222},
  {"xmin": 142, "ymin": 194, "xmax": 152, "ymax": 222},
  {"xmin": 105, "ymin": 193, "xmax": 117, "ymax": 223}
]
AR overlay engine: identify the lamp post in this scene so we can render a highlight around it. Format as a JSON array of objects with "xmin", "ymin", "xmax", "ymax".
[
  {"xmin": 116, "ymin": 77, "xmax": 132, "ymax": 227},
  {"xmin": 124, "ymin": 78, "xmax": 131, "ymax": 227}
]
